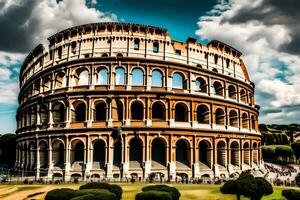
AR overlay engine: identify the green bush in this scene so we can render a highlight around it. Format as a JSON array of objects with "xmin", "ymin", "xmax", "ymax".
[
  {"xmin": 142, "ymin": 185, "xmax": 180, "ymax": 200},
  {"xmin": 70, "ymin": 194, "xmax": 95, "ymax": 200},
  {"xmin": 262, "ymin": 146, "xmax": 276, "ymax": 159},
  {"xmin": 282, "ymin": 189, "xmax": 300, "ymax": 200},
  {"xmin": 135, "ymin": 191, "xmax": 172, "ymax": 200},
  {"xmin": 45, "ymin": 188, "xmax": 75, "ymax": 200},
  {"xmin": 79, "ymin": 183, "xmax": 122, "ymax": 200},
  {"xmin": 296, "ymin": 173, "xmax": 300, "ymax": 187},
  {"xmin": 75, "ymin": 189, "xmax": 116, "ymax": 200},
  {"xmin": 275, "ymin": 145, "xmax": 294, "ymax": 158}
]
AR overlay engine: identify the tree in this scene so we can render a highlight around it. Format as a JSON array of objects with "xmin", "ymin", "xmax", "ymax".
[
  {"xmin": 0, "ymin": 134, "xmax": 16, "ymax": 168},
  {"xmin": 291, "ymin": 142, "xmax": 300, "ymax": 162},
  {"xmin": 220, "ymin": 171, "xmax": 273, "ymax": 200},
  {"xmin": 275, "ymin": 146, "xmax": 294, "ymax": 161}
]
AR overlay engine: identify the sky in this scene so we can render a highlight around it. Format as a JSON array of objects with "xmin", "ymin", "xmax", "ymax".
[{"xmin": 0, "ymin": 0, "xmax": 299, "ymax": 133}]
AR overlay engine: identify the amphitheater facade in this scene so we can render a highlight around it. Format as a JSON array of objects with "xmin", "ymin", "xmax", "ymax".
[{"xmin": 16, "ymin": 22, "xmax": 262, "ymax": 181}]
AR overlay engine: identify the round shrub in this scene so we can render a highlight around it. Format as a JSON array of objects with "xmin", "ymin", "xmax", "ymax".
[
  {"xmin": 79, "ymin": 182, "xmax": 122, "ymax": 200},
  {"xmin": 135, "ymin": 191, "xmax": 172, "ymax": 200},
  {"xmin": 45, "ymin": 188, "xmax": 75, "ymax": 200},
  {"xmin": 71, "ymin": 194, "xmax": 95, "ymax": 200},
  {"xmin": 142, "ymin": 185, "xmax": 180, "ymax": 200},
  {"xmin": 75, "ymin": 189, "xmax": 117, "ymax": 200},
  {"xmin": 282, "ymin": 189, "xmax": 300, "ymax": 200}
]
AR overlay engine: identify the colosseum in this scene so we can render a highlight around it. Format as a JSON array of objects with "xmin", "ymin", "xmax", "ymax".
[{"xmin": 15, "ymin": 22, "xmax": 262, "ymax": 181}]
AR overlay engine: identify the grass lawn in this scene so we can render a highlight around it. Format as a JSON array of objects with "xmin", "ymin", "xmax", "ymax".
[{"xmin": 0, "ymin": 183, "xmax": 298, "ymax": 200}]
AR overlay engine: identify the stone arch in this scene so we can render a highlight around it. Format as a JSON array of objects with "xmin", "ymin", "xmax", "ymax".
[
  {"xmin": 113, "ymin": 140, "xmax": 122, "ymax": 167},
  {"xmin": 130, "ymin": 100, "xmax": 144, "ymax": 120},
  {"xmin": 151, "ymin": 137, "xmax": 166, "ymax": 167},
  {"xmin": 243, "ymin": 142, "xmax": 250, "ymax": 164},
  {"xmin": 93, "ymin": 139, "xmax": 106, "ymax": 169},
  {"xmin": 129, "ymin": 137, "xmax": 143, "ymax": 165},
  {"xmin": 251, "ymin": 115, "xmax": 256, "ymax": 129},
  {"xmin": 93, "ymin": 100, "xmax": 107, "ymax": 121},
  {"xmin": 197, "ymin": 104, "xmax": 210, "ymax": 124},
  {"xmin": 198, "ymin": 140, "xmax": 211, "ymax": 168},
  {"xmin": 131, "ymin": 67, "xmax": 144, "ymax": 86},
  {"xmin": 230, "ymin": 141, "xmax": 239, "ymax": 166},
  {"xmin": 152, "ymin": 101, "xmax": 166, "ymax": 120},
  {"xmin": 42, "ymin": 76, "xmax": 51, "ymax": 92},
  {"xmin": 39, "ymin": 105, "xmax": 48, "ymax": 125},
  {"xmin": 52, "ymin": 102, "xmax": 65, "ymax": 123},
  {"xmin": 175, "ymin": 102, "xmax": 188, "ymax": 122},
  {"xmin": 39, "ymin": 140, "xmax": 48, "ymax": 168},
  {"xmin": 213, "ymin": 81, "xmax": 223, "ymax": 96},
  {"xmin": 217, "ymin": 140, "xmax": 226, "ymax": 167},
  {"xmin": 151, "ymin": 69, "xmax": 164, "ymax": 87},
  {"xmin": 52, "ymin": 139, "xmax": 64, "ymax": 168},
  {"xmin": 242, "ymin": 113, "xmax": 249, "ymax": 129},
  {"xmin": 228, "ymin": 85, "xmax": 237, "ymax": 99},
  {"xmin": 215, "ymin": 108, "xmax": 225, "ymax": 125},
  {"xmin": 172, "ymin": 71, "xmax": 186, "ymax": 89},
  {"xmin": 70, "ymin": 139, "xmax": 85, "ymax": 169},
  {"xmin": 253, "ymin": 142, "xmax": 258, "ymax": 164},
  {"xmin": 195, "ymin": 77, "xmax": 207, "ymax": 93},
  {"xmin": 240, "ymin": 89, "xmax": 247, "ymax": 103},
  {"xmin": 28, "ymin": 142, "xmax": 36, "ymax": 169},
  {"xmin": 72, "ymin": 100, "xmax": 86, "ymax": 122},
  {"xmin": 176, "ymin": 139, "xmax": 190, "ymax": 167},
  {"xmin": 96, "ymin": 66, "xmax": 109, "ymax": 85},
  {"xmin": 114, "ymin": 66, "xmax": 125, "ymax": 85},
  {"xmin": 54, "ymin": 71, "xmax": 67, "ymax": 89},
  {"xmin": 229, "ymin": 109, "xmax": 238, "ymax": 127},
  {"xmin": 73, "ymin": 67, "xmax": 90, "ymax": 86}
]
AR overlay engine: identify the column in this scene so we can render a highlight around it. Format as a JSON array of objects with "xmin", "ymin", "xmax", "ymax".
[
  {"xmin": 64, "ymin": 136, "xmax": 71, "ymax": 180},
  {"xmin": 168, "ymin": 136, "xmax": 176, "ymax": 181},
  {"xmin": 48, "ymin": 138, "xmax": 53, "ymax": 179},
  {"xmin": 144, "ymin": 135, "xmax": 151, "ymax": 178},
  {"xmin": 48, "ymin": 102, "xmax": 53, "ymax": 129},
  {"xmin": 106, "ymin": 136, "xmax": 114, "ymax": 178},
  {"xmin": 36, "ymin": 141, "xmax": 40, "ymax": 180}
]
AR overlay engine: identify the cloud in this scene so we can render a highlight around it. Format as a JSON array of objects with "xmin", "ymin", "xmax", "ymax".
[
  {"xmin": 196, "ymin": 0, "xmax": 300, "ymax": 124},
  {"xmin": 0, "ymin": 0, "xmax": 117, "ymax": 53}
]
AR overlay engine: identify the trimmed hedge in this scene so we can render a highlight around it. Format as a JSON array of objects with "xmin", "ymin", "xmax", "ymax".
[
  {"xmin": 142, "ymin": 185, "xmax": 180, "ymax": 200},
  {"xmin": 70, "ymin": 194, "xmax": 95, "ymax": 200},
  {"xmin": 79, "ymin": 182, "xmax": 122, "ymax": 200},
  {"xmin": 282, "ymin": 189, "xmax": 300, "ymax": 200},
  {"xmin": 75, "ymin": 189, "xmax": 117, "ymax": 200},
  {"xmin": 135, "ymin": 191, "xmax": 172, "ymax": 200},
  {"xmin": 45, "ymin": 188, "xmax": 75, "ymax": 200}
]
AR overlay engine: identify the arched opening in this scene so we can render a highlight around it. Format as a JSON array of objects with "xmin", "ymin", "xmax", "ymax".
[
  {"xmin": 197, "ymin": 105, "xmax": 210, "ymax": 124},
  {"xmin": 115, "ymin": 67, "xmax": 125, "ymax": 85},
  {"xmin": 97, "ymin": 68, "xmax": 108, "ymax": 85},
  {"xmin": 131, "ymin": 101, "xmax": 143, "ymax": 120},
  {"xmin": 116, "ymin": 99, "xmax": 123, "ymax": 121},
  {"xmin": 176, "ymin": 139, "xmax": 190, "ymax": 167},
  {"xmin": 52, "ymin": 140, "xmax": 64, "ymax": 168},
  {"xmin": 39, "ymin": 105, "xmax": 48, "ymax": 125},
  {"xmin": 101, "ymin": 53, "xmax": 108, "ymax": 57},
  {"xmin": 42, "ymin": 76, "xmax": 51, "ymax": 92},
  {"xmin": 172, "ymin": 72, "xmax": 185, "ymax": 89},
  {"xmin": 253, "ymin": 143, "xmax": 258, "ymax": 164},
  {"xmin": 73, "ymin": 102, "xmax": 86, "ymax": 122},
  {"xmin": 76, "ymin": 69, "xmax": 89, "ymax": 86},
  {"xmin": 251, "ymin": 115, "xmax": 256, "ymax": 129},
  {"xmin": 229, "ymin": 110, "xmax": 238, "ymax": 127},
  {"xmin": 55, "ymin": 72, "xmax": 66, "ymax": 89},
  {"xmin": 129, "ymin": 138, "xmax": 143, "ymax": 166},
  {"xmin": 29, "ymin": 143, "xmax": 36, "ymax": 169},
  {"xmin": 213, "ymin": 81, "xmax": 223, "ymax": 96},
  {"xmin": 52, "ymin": 102, "xmax": 65, "ymax": 123},
  {"xmin": 217, "ymin": 141, "xmax": 226, "ymax": 167},
  {"xmin": 30, "ymin": 107, "xmax": 37, "ymax": 125},
  {"xmin": 214, "ymin": 54, "xmax": 218, "ymax": 64},
  {"xmin": 134, "ymin": 38, "xmax": 140, "ymax": 50},
  {"xmin": 93, "ymin": 140, "xmax": 106, "ymax": 169},
  {"xmin": 116, "ymin": 53, "xmax": 123, "ymax": 57},
  {"xmin": 151, "ymin": 138, "xmax": 166, "ymax": 167},
  {"xmin": 113, "ymin": 141, "xmax": 122, "ymax": 167},
  {"xmin": 132, "ymin": 68, "xmax": 144, "ymax": 86},
  {"xmin": 215, "ymin": 108, "xmax": 225, "ymax": 125},
  {"xmin": 230, "ymin": 142, "xmax": 239, "ymax": 166},
  {"xmin": 240, "ymin": 89, "xmax": 247, "ymax": 103},
  {"xmin": 94, "ymin": 102, "xmax": 106, "ymax": 121},
  {"xmin": 228, "ymin": 85, "xmax": 237, "ymax": 99},
  {"xmin": 243, "ymin": 143, "xmax": 250, "ymax": 164},
  {"xmin": 199, "ymin": 140, "xmax": 211, "ymax": 167},
  {"xmin": 152, "ymin": 102, "xmax": 165, "ymax": 120},
  {"xmin": 212, "ymin": 68, "xmax": 218, "ymax": 73},
  {"xmin": 153, "ymin": 41, "xmax": 159, "ymax": 53},
  {"xmin": 39, "ymin": 141, "xmax": 48, "ymax": 168},
  {"xmin": 195, "ymin": 77, "xmax": 207, "ymax": 93},
  {"xmin": 70, "ymin": 140, "xmax": 84, "ymax": 169},
  {"xmin": 175, "ymin": 103, "xmax": 188, "ymax": 122},
  {"xmin": 242, "ymin": 113, "xmax": 248, "ymax": 129},
  {"xmin": 152, "ymin": 69, "xmax": 163, "ymax": 87}
]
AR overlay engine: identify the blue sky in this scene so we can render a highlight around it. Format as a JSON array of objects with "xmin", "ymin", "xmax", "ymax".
[{"xmin": 0, "ymin": 0, "xmax": 299, "ymax": 133}]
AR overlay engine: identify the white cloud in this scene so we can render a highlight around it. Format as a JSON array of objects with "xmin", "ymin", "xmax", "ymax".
[{"xmin": 196, "ymin": 0, "xmax": 300, "ymax": 124}]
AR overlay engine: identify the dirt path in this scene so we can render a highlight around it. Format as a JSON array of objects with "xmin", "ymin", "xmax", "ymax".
[{"xmin": 2, "ymin": 186, "xmax": 51, "ymax": 200}]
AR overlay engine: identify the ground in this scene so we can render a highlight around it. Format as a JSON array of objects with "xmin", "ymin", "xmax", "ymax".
[{"xmin": 0, "ymin": 183, "xmax": 298, "ymax": 200}]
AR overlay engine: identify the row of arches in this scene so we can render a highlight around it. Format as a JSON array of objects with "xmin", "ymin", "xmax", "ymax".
[
  {"xmin": 18, "ymin": 100, "xmax": 257, "ymax": 130},
  {"xmin": 23, "ymin": 66, "xmax": 253, "ymax": 104},
  {"xmin": 17, "ymin": 138, "xmax": 261, "ymax": 171}
]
